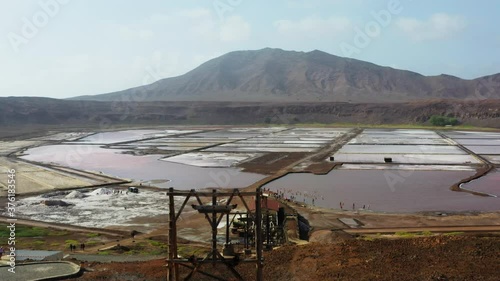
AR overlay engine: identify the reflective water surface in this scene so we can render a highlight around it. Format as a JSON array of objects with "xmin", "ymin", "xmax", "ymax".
[
  {"xmin": 462, "ymin": 170, "xmax": 500, "ymax": 197},
  {"xmin": 21, "ymin": 145, "xmax": 265, "ymax": 189},
  {"xmin": 263, "ymin": 170, "xmax": 499, "ymax": 212}
]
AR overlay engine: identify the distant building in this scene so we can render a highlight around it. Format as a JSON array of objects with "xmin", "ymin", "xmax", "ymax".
[{"xmin": 249, "ymin": 197, "xmax": 281, "ymax": 212}]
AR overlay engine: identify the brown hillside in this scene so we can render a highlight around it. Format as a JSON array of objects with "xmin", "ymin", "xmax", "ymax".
[{"xmin": 71, "ymin": 48, "xmax": 500, "ymax": 102}]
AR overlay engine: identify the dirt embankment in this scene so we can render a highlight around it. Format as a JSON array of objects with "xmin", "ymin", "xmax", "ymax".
[
  {"xmin": 2, "ymin": 98, "xmax": 500, "ymax": 128},
  {"xmin": 261, "ymin": 235, "xmax": 500, "ymax": 281},
  {"xmin": 70, "ymin": 235, "xmax": 500, "ymax": 281},
  {"xmin": 239, "ymin": 152, "xmax": 309, "ymax": 174}
]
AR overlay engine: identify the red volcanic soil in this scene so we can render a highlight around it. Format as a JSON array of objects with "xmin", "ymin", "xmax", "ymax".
[{"xmin": 70, "ymin": 235, "xmax": 500, "ymax": 281}]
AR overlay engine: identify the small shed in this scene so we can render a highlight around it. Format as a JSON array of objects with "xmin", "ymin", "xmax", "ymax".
[{"xmin": 249, "ymin": 197, "xmax": 281, "ymax": 213}]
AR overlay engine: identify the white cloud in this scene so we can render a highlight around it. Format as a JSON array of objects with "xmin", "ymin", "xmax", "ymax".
[
  {"xmin": 219, "ymin": 15, "xmax": 251, "ymax": 42},
  {"xmin": 132, "ymin": 51, "xmax": 189, "ymax": 84},
  {"xmin": 118, "ymin": 26, "xmax": 154, "ymax": 40},
  {"xmin": 145, "ymin": 9, "xmax": 250, "ymax": 42},
  {"xmin": 181, "ymin": 8, "xmax": 213, "ymax": 19},
  {"xmin": 396, "ymin": 13, "xmax": 467, "ymax": 42},
  {"xmin": 274, "ymin": 16, "xmax": 352, "ymax": 37},
  {"xmin": 181, "ymin": 8, "xmax": 218, "ymax": 41},
  {"xmin": 285, "ymin": 0, "xmax": 351, "ymax": 10},
  {"xmin": 55, "ymin": 54, "xmax": 92, "ymax": 74},
  {"xmin": 0, "ymin": 7, "xmax": 253, "ymax": 98},
  {"xmin": 147, "ymin": 13, "xmax": 171, "ymax": 22}
]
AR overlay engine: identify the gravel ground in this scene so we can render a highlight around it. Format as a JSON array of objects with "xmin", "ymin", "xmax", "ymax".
[{"xmin": 68, "ymin": 235, "xmax": 500, "ymax": 281}]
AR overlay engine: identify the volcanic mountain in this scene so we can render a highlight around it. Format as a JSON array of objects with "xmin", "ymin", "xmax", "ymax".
[{"xmin": 73, "ymin": 48, "xmax": 500, "ymax": 102}]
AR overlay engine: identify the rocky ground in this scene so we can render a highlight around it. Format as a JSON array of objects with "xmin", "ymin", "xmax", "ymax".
[
  {"xmin": 2, "ymin": 98, "xmax": 500, "ymax": 129},
  {"xmin": 68, "ymin": 235, "xmax": 500, "ymax": 281}
]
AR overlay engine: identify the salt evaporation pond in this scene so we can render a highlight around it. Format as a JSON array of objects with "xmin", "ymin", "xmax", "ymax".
[
  {"xmin": 21, "ymin": 145, "xmax": 265, "ymax": 189},
  {"xmin": 337, "ymin": 145, "xmax": 465, "ymax": 155},
  {"xmin": 484, "ymin": 155, "xmax": 500, "ymax": 164},
  {"xmin": 72, "ymin": 129, "xmax": 202, "ymax": 144},
  {"xmin": 453, "ymin": 139, "xmax": 500, "ymax": 146},
  {"xmin": 15, "ymin": 188, "xmax": 173, "ymax": 229},
  {"xmin": 461, "ymin": 170, "xmax": 500, "ymax": 197},
  {"xmin": 463, "ymin": 146, "xmax": 500, "ymax": 155},
  {"xmin": 74, "ymin": 130, "xmax": 164, "ymax": 144},
  {"xmin": 263, "ymin": 170, "xmax": 499, "ymax": 213},
  {"xmin": 20, "ymin": 128, "xmax": 500, "ymax": 213}
]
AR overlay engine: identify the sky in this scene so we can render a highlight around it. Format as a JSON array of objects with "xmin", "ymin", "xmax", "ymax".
[{"xmin": 1, "ymin": 0, "xmax": 499, "ymax": 99}]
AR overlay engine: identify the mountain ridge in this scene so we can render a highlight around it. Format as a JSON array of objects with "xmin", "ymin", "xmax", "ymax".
[{"xmin": 70, "ymin": 48, "xmax": 500, "ymax": 102}]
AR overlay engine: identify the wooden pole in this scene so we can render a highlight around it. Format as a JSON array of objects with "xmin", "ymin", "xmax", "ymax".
[
  {"xmin": 226, "ymin": 212, "xmax": 230, "ymax": 244},
  {"xmin": 168, "ymin": 187, "xmax": 175, "ymax": 281},
  {"xmin": 255, "ymin": 187, "xmax": 263, "ymax": 281},
  {"xmin": 212, "ymin": 189, "xmax": 217, "ymax": 266},
  {"xmin": 265, "ymin": 196, "xmax": 270, "ymax": 248}
]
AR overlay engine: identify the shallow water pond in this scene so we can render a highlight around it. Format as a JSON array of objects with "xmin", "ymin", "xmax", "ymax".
[
  {"xmin": 462, "ymin": 170, "xmax": 500, "ymax": 197},
  {"xmin": 263, "ymin": 170, "xmax": 499, "ymax": 212},
  {"xmin": 21, "ymin": 145, "xmax": 265, "ymax": 189}
]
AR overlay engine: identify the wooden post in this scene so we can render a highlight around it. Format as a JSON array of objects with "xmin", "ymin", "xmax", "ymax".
[
  {"xmin": 167, "ymin": 188, "xmax": 263, "ymax": 280},
  {"xmin": 255, "ymin": 187, "xmax": 263, "ymax": 281},
  {"xmin": 226, "ymin": 212, "xmax": 230, "ymax": 244},
  {"xmin": 212, "ymin": 189, "xmax": 217, "ymax": 266},
  {"xmin": 168, "ymin": 187, "xmax": 179, "ymax": 281},
  {"xmin": 245, "ymin": 211, "xmax": 249, "ymax": 251},
  {"xmin": 265, "ymin": 196, "xmax": 270, "ymax": 248},
  {"xmin": 168, "ymin": 188, "xmax": 174, "ymax": 281}
]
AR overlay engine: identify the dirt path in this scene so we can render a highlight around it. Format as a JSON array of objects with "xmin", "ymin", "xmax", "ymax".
[
  {"xmin": 343, "ymin": 224, "xmax": 500, "ymax": 234},
  {"xmin": 84, "ymin": 232, "xmax": 152, "ymax": 252}
]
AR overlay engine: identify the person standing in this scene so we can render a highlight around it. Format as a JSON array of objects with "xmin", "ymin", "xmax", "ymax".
[{"xmin": 0, "ymin": 246, "xmax": 4, "ymax": 259}]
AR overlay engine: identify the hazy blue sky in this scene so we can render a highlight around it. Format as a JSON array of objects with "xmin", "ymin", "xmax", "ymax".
[{"xmin": 1, "ymin": 0, "xmax": 499, "ymax": 98}]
